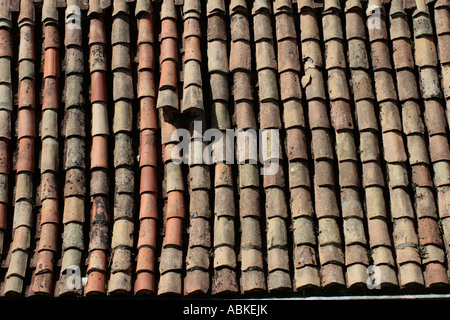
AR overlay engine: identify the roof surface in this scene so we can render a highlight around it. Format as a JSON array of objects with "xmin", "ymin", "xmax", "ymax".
[{"xmin": 0, "ymin": 0, "xmax": 449, "ymax": 298}]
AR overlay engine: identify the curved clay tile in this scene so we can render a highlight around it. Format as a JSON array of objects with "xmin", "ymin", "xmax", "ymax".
[
  {"xmin": 389, "ymin": 0, "xmax": 448, "ymax": 288},
  {"xmin": 298, "ymin": 0, "xmax": 346, "ymax": 289},
  {"xmin": 180, "ymin": 1, "xmax": 203, "ymax": 114},
  {"xmin": 87, "ymin": 0, "xmax": 101, "ymax": 16},
  {"xmin": 42, "ymin": 0, "xmax": 57, "ymax": 23},
  {"xmin": 112, "ymin": 0, "xmax": 128, "ymax": 16},
  {"xmin": 366, "ymin": 0, "xmax": 424, "ymax": 288},
  {"xmin": 30, "ymin": 0, "xmax": 60, "ymax": 296},
  {"xmin": 229, "ymin": 0, "xmax": 265, "ymax": 294},
  {"xmin": 108, "ymin": 0, "xmax": 134, "ymax": 295},
  {"xmin": 201, "ymin": 0, "xmax": 237, "ymax": 296},
  {"xmin": 136, "ymin": 0, "xmax": 152, "ymax": 15},
  {"xmin": 0, "ymin": 0, "xmax": 11, "ymax": 29},
  {"xmin": 85, "ymin": 0, "xmax": 110, "ymax": 296},
  {"xmin": 253, "ymin": 1, "xmax": 291, "ymax": 293},
  {"xmin": 0, "ymin": 0, "xmax": 11, "ymax": 268},
  {"xmin": 3, "ymin": 0, "xmax": 35, "ymax": 296},
  {"xmin": 17, "ymin": 0, "xmax": 33, "ymax": 26},
  {"xmin": 273, "ymin": 0, "xmax": 320, "ymax": 292},
  {"xmin": 322, "ymin": 0, "xmax": 369, "ymax": 289},
  {"xmin": 157, "ymin": 0, "xmax": 185, "ymax": 296}
]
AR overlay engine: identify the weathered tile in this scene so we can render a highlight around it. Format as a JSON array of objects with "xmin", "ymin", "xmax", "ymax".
[
  {"xmin": 293, "ymin": 217, "xmax": 316, "ymax": 245},
  {"xmin": 290, "ymin": 187, "xmax": 314, "ymax": 218},
  {"xmin": 396, "ymin": 69, "xmax": 419, "ymax": 101},
  {"xmin": 318, "ymin": 218, "xmax": 342, "ymax": 246},
  {"xmin": 419, "ymin": 68, "xmax": 442, "ymax": 99},
  {"xmin": 314, "ymin": 186, "xmax": 340, "ymax": 218}
]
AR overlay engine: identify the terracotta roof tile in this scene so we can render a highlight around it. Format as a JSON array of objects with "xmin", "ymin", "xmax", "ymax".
[
  {"xmin": 157, "ymin": 96, "xmax": 177, "ymax": 125},
  {"xmin": 437, "ymin": 34, "xmax": 450, "ymax": 65},
  {"xmin": 0, "ymin": 30, "xmax": 11, "ymax": 58},
  {"xmin": 430, "ymin": 162, "xmax": 449, "ymax": 187}
]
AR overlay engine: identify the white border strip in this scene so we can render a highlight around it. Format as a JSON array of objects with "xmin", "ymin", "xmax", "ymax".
[{"xmin": 226, "ymin": 294, "xmax": 450, "ymax": 301}]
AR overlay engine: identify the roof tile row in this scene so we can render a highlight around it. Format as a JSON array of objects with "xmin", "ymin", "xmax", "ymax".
[
  {"xmin": 205, "ymin": 0, "xmax": 238, "ymax": 295},
  {"xmin": 276, "ymin": 0, "xmax": 320, "ymax": 291},
  {"xmin": 183, "ymin": 0, "xmax": 213, "ymax": 295},
  {"xmin": 345, "ymin": 0, "xmax": 399, "ymax": 287},
  {"xmin": 84, "ymin": 0, "xmax": 110, "ymax": 295},
  {"xmin": 108, "ymin": 0, "xmax": 135, "ymax": 295},
  {"xmin": 256, "ymin": 0, "xmax": 292, "ymax": 292},
  {"xmin": 0, "ymin": 0, "xmax": 11, "ymax": 286},
  {"xmin": 433, "ymin": 0, "xmax": 450, "ymax": 273},
  {"xmin": 3, "ymin": 0, "xmax": 35, "ymax": 296},
  {"xmin": 156, "ymin": 0, "xmax": 186, "ymax": 296},
  {"xmin": 391, "ymin": 0, "xmax": 448, "ymax": 287},
  {"xmin": 299, "ymin": 0, "xmax": 346, "ymax": 289},
  {"xmin": 230, "ymin": 1, "xmax": 266, "ymax": 294},
  {"xmin": 369, "ymin": 0, "xmax": 426, "ymax": 288},
  {"xmin": 31, "ymin": 0, "xmax": 60, "ymax": 295},
  {"xmin": 323, "ymin": 0, "xmax": 369, "ymax": 288}
]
